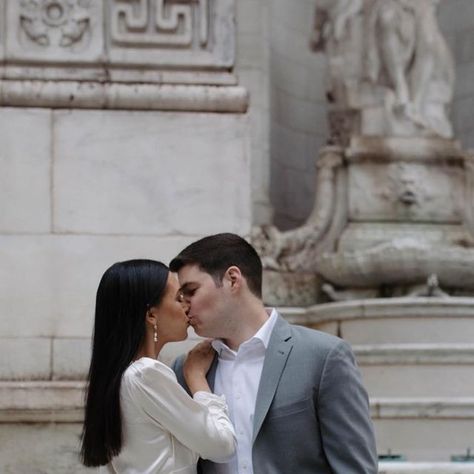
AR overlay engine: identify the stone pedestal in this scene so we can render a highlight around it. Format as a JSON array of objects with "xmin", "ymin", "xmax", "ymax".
[
  {"xmin": 262, "ymin": 270, "xmax": 320, "ymax": 307},
  {"xmin": 316, "ymin": 137, "xmax": 474, "ymax": 293}
]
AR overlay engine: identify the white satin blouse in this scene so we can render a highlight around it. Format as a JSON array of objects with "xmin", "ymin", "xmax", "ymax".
[{"xmin": 100, "ymin": 357, "xmax": 236, "ymax": 474}]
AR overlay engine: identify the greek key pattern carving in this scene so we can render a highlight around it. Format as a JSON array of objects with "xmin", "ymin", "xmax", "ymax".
[
  {"xmin": 110, "ymin": 0, "xmax": 209, "ymax": 48},
  {"xmin": 19, "ymin": 0, "xmax": 92, "ymax": 48}
]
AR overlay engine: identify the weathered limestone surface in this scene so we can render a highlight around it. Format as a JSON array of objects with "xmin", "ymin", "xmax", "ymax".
[
  {"xmin": 53, "ymin": 109, "xmax": 250, "ymax": 235},
  {"xmin": 0, "ymin": 234, "xmax": 200, "ymax": 337},
  {"xmin": 0, "ymin": 108, "xmax": 51, "ymax": 233},
  {"xmin": 0, "ymin": 339, "xmax": 51, "ymax": 380},
  {"xmin": 237, "ymin": 0, "xmax": 272, "ymax": 225},
  {"xmin": 0, "ymin": 423, "xmax": 93, "ymax": 474}
]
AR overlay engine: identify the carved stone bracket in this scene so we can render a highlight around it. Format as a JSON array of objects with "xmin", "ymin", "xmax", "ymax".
[{"xmin": 252, "ymin": 146, "xmax": 345, "ymax": 273}]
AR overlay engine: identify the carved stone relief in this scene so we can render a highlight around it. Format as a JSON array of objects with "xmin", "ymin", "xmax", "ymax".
[
  {"xmin": 106, "ymin": 0, "xmax": 235, "ymax": 71},
  {"xmin": 310, "ymin": 0, "xmax": 455, "ymax": 141},
  {"xmin": 348, "ymin": 161, "xmax": 464, "ymax": 223},
  {"xmin": 19, "ymin": 0, "xmax": 91, "ymax": 48},
  {"xmin": 6, "ymin": 0, "xmax": 103, "ymax": 63},
  {"xmin": 1, "ymin": 0, "xmax": 236, "ymax": 83},
  {"xmin": 110, "ymin": 0, "xmax": 208, "ymax": 48}
]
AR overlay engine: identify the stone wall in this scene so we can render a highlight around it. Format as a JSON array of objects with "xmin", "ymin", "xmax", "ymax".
[
  {"xmin": 0, "ymin": 2, "xmax": 250, "ymax": 471},
  {"xmin": 0, "ymin": 107, "xmax": 250, "ymax": 381},
  {"xmin": 439, "ymin": 0, "xmax": 474, "ymax": 151},
  {"xmin": 268, "ymin": 0, "xmax": 328, "ymax": 229},
  {"xmin": 236, "ymin": 0, "xmax": 272, "ymax": 225}
]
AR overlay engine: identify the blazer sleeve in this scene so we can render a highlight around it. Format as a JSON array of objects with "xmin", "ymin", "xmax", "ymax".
[
  {"xmin": 130, "ymin": 359, "xmax": 236, "ymax": 462},
  {"xmin": 317, "ymin": 340, "xmax": 378, "ymax": 473}
]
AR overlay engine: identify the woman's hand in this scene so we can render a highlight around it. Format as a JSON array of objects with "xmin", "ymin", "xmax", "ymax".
[{"xmin": 183, "ymin": 340, "xmax": 215, "ymax": 395}]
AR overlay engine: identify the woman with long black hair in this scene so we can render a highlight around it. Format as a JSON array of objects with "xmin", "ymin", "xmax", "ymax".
[{"xmin": 81, "ymin": 259, "xmax": 235, "ymax": 473}]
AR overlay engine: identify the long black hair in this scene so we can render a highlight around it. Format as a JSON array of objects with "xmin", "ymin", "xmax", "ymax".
[{"xmin": 81, "ymin": 259, "xmax": 169, "ymax": 467}]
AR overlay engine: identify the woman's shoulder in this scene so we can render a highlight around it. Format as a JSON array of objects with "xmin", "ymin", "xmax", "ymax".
[{"xmin": 123, "ymin": 357, "xmax": 177, "ymax": 386}]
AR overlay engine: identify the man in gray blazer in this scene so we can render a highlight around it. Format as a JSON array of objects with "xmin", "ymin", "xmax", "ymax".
[{"xmin": 171, "ymin": 233, "xmax": 378, "ymax": 473}]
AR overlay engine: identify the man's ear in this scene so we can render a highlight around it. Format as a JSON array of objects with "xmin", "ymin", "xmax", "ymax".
[{"xmin": 224, "ymin": 266, "xmax": 242, "ymax": 290}]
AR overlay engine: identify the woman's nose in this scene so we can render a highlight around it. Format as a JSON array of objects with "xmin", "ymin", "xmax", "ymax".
[{"xmin": 180, "ymin": 298, "xmax": 190, "ymax": 315}]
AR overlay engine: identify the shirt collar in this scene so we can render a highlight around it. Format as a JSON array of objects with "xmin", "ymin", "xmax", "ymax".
[
  {"xmin": 252, "ymin": 308, "xmax": 278, "ymax": 349},
  {"xmin": 212, "ymin": 308, "xmax": 278, "ymax": 356}
]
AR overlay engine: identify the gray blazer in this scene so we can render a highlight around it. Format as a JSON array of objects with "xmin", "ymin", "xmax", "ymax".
[{"xmin": 172, "ymin": 315, "xmax": 378, "ymax": 473}]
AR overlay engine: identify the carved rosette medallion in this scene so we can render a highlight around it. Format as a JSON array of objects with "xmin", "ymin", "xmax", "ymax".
[{"xmin": 19, "ymin": 0, "xmax": 91, "ymax": 49}]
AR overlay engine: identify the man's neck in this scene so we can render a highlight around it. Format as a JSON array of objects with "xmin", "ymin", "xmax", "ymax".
[{"xmin": 222, "ymin": 306, "xmax": 271, "ymax": 351}]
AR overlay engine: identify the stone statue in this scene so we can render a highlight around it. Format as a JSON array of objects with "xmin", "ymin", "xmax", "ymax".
[
  {"xmin": 254, "ymin": 0, "xmax": 462, "ymax": 290},
  {"xmin": 308, "ymin": 0, "xmax": 455, "ymax": 140},
  {"xmin": 365, "ymin": 0, "xmax": 455, "ymax": 138},
  {"xmin": 310, "ymin": 0, "xmax": 363, "ymax": 48},
  {"xmin": 310, "ymin": 0, "xmax": 363, "ymax": 110}
]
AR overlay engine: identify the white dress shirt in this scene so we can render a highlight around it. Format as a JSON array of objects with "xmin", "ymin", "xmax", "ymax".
[
  {"xmin": 100, "ymin": 357, "xmax": 235, "ymax": 474},
  {"xmin": 211, "ymin": 309, "xmax": 278, "ymax": 474}
]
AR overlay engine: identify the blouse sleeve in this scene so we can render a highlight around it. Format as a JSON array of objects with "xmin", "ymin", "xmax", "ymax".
[{"xmin": 129, "ymin": 359, "xmax": 236, "ymax": 462}]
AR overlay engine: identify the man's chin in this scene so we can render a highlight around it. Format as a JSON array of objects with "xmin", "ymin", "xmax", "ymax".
[{"xmin": 192, "ymin": 325, "xmax": 213, "ymax": 338}]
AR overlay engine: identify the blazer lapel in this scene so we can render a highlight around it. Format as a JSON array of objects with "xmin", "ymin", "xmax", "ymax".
[
  {"xmin": 252, "ymin": 315, "xmax": 293, "ymax": 442},
  {"xmin": 206, "ymin": 353, "xmax": 218, "ymax": 391}
]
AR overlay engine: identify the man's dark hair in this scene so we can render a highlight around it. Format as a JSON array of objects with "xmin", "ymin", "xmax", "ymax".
[{"xmin": 169, "ymin": 233, "xmax": 263, "ymax": 298}]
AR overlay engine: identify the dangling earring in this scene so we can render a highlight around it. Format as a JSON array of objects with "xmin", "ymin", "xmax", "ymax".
[{"xmin": 153, "ymin": 324, "xmax": 158, "ymax": 343}]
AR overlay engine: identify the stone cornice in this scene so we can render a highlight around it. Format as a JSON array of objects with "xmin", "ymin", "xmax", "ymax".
[
  {"xmin": 278, "ymin": 297, "xmax": 474, "ymax": 325},
  {"xmin": 0, "ymin": 80, "xmax": 249, "ymax": 113},
  {"xmin": 0, "ymin": 381, "xmax": 85, "ymax": 423},
  {"xmin": 353, "ymin": 343, "xmax": 474, "ymax": 365},
  {"xmin": 346, "ymin": 136, "xmax": 465, "ymax": 163},
  {"xmin": 378, "ymin": 463, "xmax": 474, "ymax": 473},
  {"xmin": 370, "ymin": 397, "xmax": 474, "ymax": 419}
]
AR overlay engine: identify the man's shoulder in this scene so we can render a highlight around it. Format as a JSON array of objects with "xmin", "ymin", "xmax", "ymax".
[
  {"xmin": 170, "ymin": 353, "xmax": 185, "ymax": 375},
  {"xmin": 285, "ymin": 319, "xmax": 345, "ymax": 352}
]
